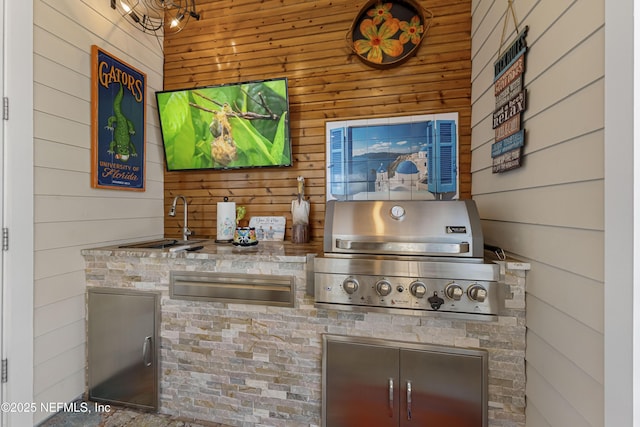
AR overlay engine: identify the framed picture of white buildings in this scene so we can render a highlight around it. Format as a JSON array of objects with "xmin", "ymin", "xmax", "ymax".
[{"xmin": 325, "ymin": 112, "xmax": 459, "ymax": 201}]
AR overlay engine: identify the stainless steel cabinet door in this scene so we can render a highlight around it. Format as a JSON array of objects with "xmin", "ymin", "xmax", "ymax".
[
  {"xmin": 323, "ymin": 336, "xmax": 487, "ymax": 427},
  {"xmin": 399, "ymin": 349, "xmax": 485, "ymax": 427},
  {"xmin": 325, "ymin": 340, "xmax": 399, "ymax": 427},
  {"xmin": 88, "ymin": 288, "xmax": 159, "ymax": 411}
]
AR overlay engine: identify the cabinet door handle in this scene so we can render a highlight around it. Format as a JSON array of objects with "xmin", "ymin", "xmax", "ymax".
[
  {"xmin": 406, "ymin": 380, "xmax": 412, "ymax": 420},
  {"xmin": 388, "ymin": 378, "xmax": 394, "ymax": 417},
  {"xmin": 142, "ymin": 336, "xmax": 152, "ymax": 367}
]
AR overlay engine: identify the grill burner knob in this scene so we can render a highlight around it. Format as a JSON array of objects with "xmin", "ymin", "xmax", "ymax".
[
  {"xmin": 445, "ymin": 283, "xmax": 464, "ymax": 301},
  {"xmin": 410, "ymin": 281, "xmax": 427, "ymax": 298},
  {"xmin": 467, "ymin": 284, "xmax": 488, "ymax": 302},
  {"xmin": 342, "ymin": 278, "xmax": 359, "ymax": 294},
  {"xmin": 376, "ymin": 280, "xmax": 392, "ymax": 296}
]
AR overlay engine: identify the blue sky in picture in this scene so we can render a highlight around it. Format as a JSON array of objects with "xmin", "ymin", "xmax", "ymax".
[{"xmin": 350, "ymin": 122, "xmax": 429, "ymax": 156}]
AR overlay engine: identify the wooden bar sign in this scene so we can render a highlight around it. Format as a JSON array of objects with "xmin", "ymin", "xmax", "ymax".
[
  {"xmin": 491, "ymin": 26, "xmax": 528, "ymax": 173},
  {"xmin": 492, "ymin": 130, "xmax": 525, "ymax": 157}
]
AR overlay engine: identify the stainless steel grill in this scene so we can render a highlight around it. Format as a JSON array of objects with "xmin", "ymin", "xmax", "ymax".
[{"xmin": 314, "ymin": 199, "xmax": 501, "ymax": 316}]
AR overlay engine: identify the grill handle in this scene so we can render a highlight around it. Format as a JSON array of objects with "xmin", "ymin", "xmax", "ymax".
[{"xmin": 335, "ymin": 239, "xmax": 470, "ymax": 255}]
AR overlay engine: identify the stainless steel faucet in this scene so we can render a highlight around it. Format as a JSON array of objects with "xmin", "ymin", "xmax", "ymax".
[{"xmin": 169, "ymin": 195, "xmax": 192, "ymax": 241}]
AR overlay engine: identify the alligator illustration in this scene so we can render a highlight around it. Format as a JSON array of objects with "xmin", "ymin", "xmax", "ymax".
[{"xmin": 105, "ymin": 83, "xmax": 137, "ymax": 162}]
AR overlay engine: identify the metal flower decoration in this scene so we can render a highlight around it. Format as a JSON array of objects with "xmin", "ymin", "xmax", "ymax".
[{"xmin": 348, "ymin": 0, "xmax": 433, "ymax": 68}]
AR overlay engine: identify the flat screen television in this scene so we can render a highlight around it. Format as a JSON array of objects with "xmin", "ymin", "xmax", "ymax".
[{"xmin": 156, "ymin": 77, "xmax": 292, "ymax": 171}]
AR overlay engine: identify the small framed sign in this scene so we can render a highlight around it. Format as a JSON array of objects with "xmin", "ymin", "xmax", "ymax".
[
  {"xmin": 91, "ymin": 45, "xmax": 146, "ymax": 191},
  {"xmin": 249, "ymin": 216, "xmax": 286, "ymax": 241}
]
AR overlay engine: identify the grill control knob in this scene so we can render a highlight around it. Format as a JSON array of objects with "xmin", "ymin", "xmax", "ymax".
[
  {"xmin": 445, "ymin": 283, "xmax": 464, "ymax": 301},
  {"xmin": 410, "ymin": 281, "xmax": 427, "ymax": 298},
  {"xmin": 376, "ymin": 280, "xmax": 393, "ymax": 296},
  {"xmin": 467, "ymin": 284, "xmax": 488, "ymax": 302},
  {"xmin": 342, "ymin": 278, "xmax": 359, "ymax": 294}
]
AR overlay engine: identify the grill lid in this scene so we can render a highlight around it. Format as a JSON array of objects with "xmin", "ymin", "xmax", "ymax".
[{"xmin": 323, "ymin": 199, "xmax": 484, "ymax": 258}]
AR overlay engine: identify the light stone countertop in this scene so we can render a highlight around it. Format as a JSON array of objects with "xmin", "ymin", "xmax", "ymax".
[{"xmin": 81, "ymin": 239, "xmax": 322, "ymax": 263}]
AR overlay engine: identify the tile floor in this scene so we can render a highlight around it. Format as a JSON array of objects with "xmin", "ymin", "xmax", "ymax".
[{"xmin": 37, "ymin": 400, "xmax": 232, "ymax": 427}]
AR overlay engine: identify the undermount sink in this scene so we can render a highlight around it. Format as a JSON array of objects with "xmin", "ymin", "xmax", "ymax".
[{"xmin": 118, "ymin": 239, "xmax": 205, "ymax": 250}]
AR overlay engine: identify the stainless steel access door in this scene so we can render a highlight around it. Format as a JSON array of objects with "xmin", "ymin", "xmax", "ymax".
[
  {"xmin": 88, "ymin": 288, "xmax": 160, "ymax": 411},
  {"xmin": 399, "ymin": 348, "xmax": 486, "ymax": 426},
  {"xmin": 323, "ymin": 335, "xmax": 487, "ymax": 427},
  {"xmin": 325, "ymin": 339, "xmax": 399, "ymax": 427}
]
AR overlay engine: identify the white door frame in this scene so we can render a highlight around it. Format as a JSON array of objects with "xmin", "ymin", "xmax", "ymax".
[
  {"xmin": 3, "ymin": 1, "xmax": 34, "ymax": 426},
  {"xmin": 0, "ymin": 0, "xmax": 5, "ymax": 421},
  {"xmin": 604, "ymin": 0, "xmax": 638, "ymax": 425}
]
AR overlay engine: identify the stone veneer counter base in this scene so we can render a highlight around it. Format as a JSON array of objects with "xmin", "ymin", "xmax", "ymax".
[{"xmin": 82, "ymin": 240, "xmax": 528, "ymax": 427}]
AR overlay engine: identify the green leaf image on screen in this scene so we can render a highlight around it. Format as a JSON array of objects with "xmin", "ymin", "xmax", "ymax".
[{"xmin": 156, "ymin": 78, "xmax": 292, "ymax": 171}]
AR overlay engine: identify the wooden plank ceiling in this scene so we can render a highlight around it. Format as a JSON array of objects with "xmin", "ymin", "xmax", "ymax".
[{"xmin": 162, "ymin": 0, "xmax": 472, "ymax": 241}]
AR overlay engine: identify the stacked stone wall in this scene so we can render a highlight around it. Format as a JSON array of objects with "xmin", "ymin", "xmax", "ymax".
[{"xmin": 83, "ymin": 252, "xmax": 528, "ymax": 427}]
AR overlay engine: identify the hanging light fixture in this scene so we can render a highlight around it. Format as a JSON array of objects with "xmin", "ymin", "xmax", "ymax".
[{"xmin": 111, "ymin": 0, "xmax": 200, "ymax": 35}]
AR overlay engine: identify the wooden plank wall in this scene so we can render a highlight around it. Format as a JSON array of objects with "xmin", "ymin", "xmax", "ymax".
[{"xmin": 162, "ymin": 0, "xmax": 472, "ymax": 241}]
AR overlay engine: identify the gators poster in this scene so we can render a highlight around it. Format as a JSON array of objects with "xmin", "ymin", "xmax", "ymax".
[{"xmin": 91, "ymin": 45, "xmax": 146, "ymax": 191}]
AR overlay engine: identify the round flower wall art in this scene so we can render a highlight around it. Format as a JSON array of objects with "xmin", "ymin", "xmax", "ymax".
[{"xmin": 348, "ymin": 0, "xmax": 433, "ymax": 68}]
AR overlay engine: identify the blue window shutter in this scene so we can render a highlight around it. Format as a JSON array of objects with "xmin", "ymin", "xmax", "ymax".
[
  {"xmin": 330, "ymin": 128, "xmax": 346, "ymax": 196},
  {"xmin": 426, "ymin": 121, "xmax": 437, "ymax": 193},
  {"xmin": 436, "ymin": 120, "xmax": 457, "ymax": 194}
]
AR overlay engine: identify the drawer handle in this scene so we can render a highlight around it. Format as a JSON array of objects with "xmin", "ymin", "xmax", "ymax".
[
  {"xmin": 407, "ymin": 380, "xmax": 412, "ymax": 420},
  {"xmin": 142, "ymin": 336, "xmax": 152, "ymax": 367},
  {"xmin": 388, "ymin": 378, "xmax": 394, "ymax": 417}
]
